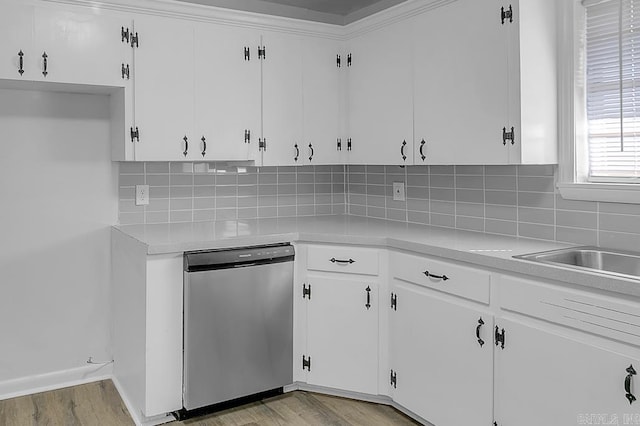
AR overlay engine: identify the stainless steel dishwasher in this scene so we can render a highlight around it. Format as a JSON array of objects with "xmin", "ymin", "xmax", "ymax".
[{"xmin": 182, "ymin": 243, "xmax": 294, "ymax": 413}]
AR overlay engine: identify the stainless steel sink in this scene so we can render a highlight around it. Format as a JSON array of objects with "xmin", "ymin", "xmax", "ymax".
[{"xmin": 513, "ymin": 246, "xmax": 640, "ymax": 280}]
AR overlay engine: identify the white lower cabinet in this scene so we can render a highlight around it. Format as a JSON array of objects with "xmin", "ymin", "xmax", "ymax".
[{"xmin": 389, "ymin": 272, "xmax": 493, "ymax": 425}]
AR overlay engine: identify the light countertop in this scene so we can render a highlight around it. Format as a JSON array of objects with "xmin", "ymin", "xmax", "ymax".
[{"xmin": 114, "ymin": 215, "xmax": 640, "ymax": 298}]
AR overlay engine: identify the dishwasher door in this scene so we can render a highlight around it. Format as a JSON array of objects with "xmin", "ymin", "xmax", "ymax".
[{"xmin": 183, "ymin": 260, "xmax": 293, "ymax": 410}]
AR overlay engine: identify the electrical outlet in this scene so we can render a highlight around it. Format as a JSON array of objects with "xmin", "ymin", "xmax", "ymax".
[
  {"xmin": 393, "ymin": 182, "xmax": 406, "ymax": 201},
  {"xmin": 135, "ymin": 185, "xmax": 149, "ymax": 206}
]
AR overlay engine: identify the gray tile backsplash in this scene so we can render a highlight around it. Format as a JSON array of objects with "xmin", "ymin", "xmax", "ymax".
[
  {"xmin": 118, "ymin": 163, "xmax": 346, "ymax": 225},
  {"xmin": 346, "ymin": 164, "xmax": 640, "ymax": 250}
]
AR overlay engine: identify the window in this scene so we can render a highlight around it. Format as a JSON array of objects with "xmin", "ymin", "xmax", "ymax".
[{"xmin": 584, "ymin": 0, "xmax": 640, "ymax": 181}]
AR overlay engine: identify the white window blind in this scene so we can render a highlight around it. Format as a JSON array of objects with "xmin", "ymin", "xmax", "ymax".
[{"xmin": 585, "ymin": 0, "xmax": 640, "ymax": 180}]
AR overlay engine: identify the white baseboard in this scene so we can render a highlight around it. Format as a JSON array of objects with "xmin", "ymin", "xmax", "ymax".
[
  {"xmin": 0, "ymin": 363, "xmax": 113, "ymax": 401},
  {"xmin": 111, "ymin": 377, "xmax": 174, "ymax": 426}
]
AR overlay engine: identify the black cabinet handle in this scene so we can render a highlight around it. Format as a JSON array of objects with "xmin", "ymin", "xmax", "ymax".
[
  {"xmin": 309, "ymin": 143, "xmax": 314, "ymax": 162},
  {"xmin": 182, "ymin": 136, "xmax": 188, "ymax": 157},
  {"xmin": 626, "ymin": 365, "xmax": 637, "ymax": 404},
  {"xmin": 365, "ymin": 286, "xmax": 371, "ymax": 310},
  {"xmin": 330, "ymin": 257, "xmax": 355, "ymax": 264},
  {"xmin": 423, "ymin": 270, "xmax": 449, "ymax": 281},
  {"xmin": 400, "ymin": 140, "xmax": 407, "ymax": 161},
  {"xmin": 294, "ymin": 144, "xmax": 299, "ymax": 162},
  {"xmin": 201, "ymin": 136, "xmax": 207, "ymax": 157},
  {"xmin": 476, "ymin": 318, "xmax": 485, "ymax": 347},
  {"xmin": 419, "ymin": 139, "xmax": 426, "ymax": 161},
  {"xmin": 42, "ymin": 52, "xmax": 48, "ymax": 77},
  {"xmin": 18, "ymin": 50, "xmax": 24, "ymax": 75}
]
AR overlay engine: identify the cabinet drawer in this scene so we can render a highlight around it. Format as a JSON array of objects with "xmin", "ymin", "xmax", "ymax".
[
  {"xmin": 500, "ymin": 275, "xmax": 640, "ymax": 347},
  {"xmin": 390, "ymin": 251, "xmax": 490, "ymax": 304},
  {"xmin": 306, "ymin": 245, "xmax": 379, "ymax": 276}
]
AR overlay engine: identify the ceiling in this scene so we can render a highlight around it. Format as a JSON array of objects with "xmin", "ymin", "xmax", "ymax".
[{"xmin": 173, "ymin": 0, "xmax": 407, "ymax": 24}]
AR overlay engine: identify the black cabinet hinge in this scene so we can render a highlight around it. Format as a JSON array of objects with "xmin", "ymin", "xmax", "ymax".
[
  {"xmin": 337, "ymin": 138, "xmax": 342, "ymax": 151},
  {"xmin": 259, "ymin": 138, "xmax": 267, "ymax": 151},
  {"xmin": 121, "ymin": 27, "xmax": 130, "ymax": 44},
  {"xmin": 502, "ymin": 126, "xmax": 515, "ymax": 146},
  {"xmin": 244, "ymin": 46, "xmax": 250, "ymax": 61},
  {"xmin": 302, "ymin": 283, "xmax": 311, "ymax": 300},
  {"xmin": 130, "ymin": 32, "xmax": 139, "ymax": 48},
  {"xmin": 130, "ymin": 126, "xmax": 140, "ymax": 142},
  {"xmin": 337, "ymin": 54, "xmax": 341, "ymax": 68},
  {"xmin": 347, "ymin": 53, "xmax": 352, "ymax": 67},
  {"xmin": 347, "ymin": 138, "xmax": 352, "ymax": 151},
  {"xmin": 390, "ymin": 292, "xmax": 397, "ymax": 311},
  {"xmin": 495, "ymin": 326, "xmax": 506, "ymax": 349},
  {"xmin": 244, "ymin": 129, "xmax": 251, "ymax": 144},
  {"xmin": 390, "ymin": 369, "xmax": 397, "ymax": 388},
  {"xmin": 258, "ymin": 45, "xmax": 266, "ymax": 60},
  {"xmin": 121, "ymin": 63, "xmax": 130, "ymax": 80},
  {"xmin": 302, "ymin": 355, "xmax": 311, "ymax": 371},
  {"xmin": 501, "ymin": 5, "xmax": 513, "ymax": 24}
]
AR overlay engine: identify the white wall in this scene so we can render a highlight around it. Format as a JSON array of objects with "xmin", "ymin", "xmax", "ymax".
[{"xmin": 0, "ymin": 88, "xmax": 117, "ymax": 394}]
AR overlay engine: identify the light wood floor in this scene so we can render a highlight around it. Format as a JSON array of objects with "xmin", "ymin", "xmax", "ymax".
[{"xmin": 0, "ymin": 380, "xmax": 421, "ymax": 425}]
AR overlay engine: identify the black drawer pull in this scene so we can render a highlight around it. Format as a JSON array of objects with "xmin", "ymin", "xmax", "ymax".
[
  {"xmin": 182, "ymin": 136, "xmax": 188, "ymax": 157},
  {"xmin": 419, "ymin": 139, "xmax": 426, "ymax": 161},
  {"xmin": 330, "ymin": 258, "xmax": 355, "ymax": 264},
  {"xmin": 423, "ymin": 271, "xmax": 449, "ymax": 281},
  {"xmin": 201, "ymin": 136, "xmax": 207, "ymax": 157},
  {"xmin": 476, "ymin": 318, "xmax": 485, "ymax": 347},
  {"xmin": 626, "ymin": 365, "xmax": 637, "ymax": 404},
  {"xmin": 42, "ymin": 52, "xmax": 48, "ymax": 77},
  {"xmin": 18, "ymin": 50, "xmax": 24, "ymax": 75},
  {"xmin": 365, "ymin": 286, "xmax": 371, "ymax": 310}
]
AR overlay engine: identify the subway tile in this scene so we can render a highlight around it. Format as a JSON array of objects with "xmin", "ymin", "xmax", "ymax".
[
  {"xmin": 333, "ymin": 193, "xmax": 346, "ymax": 204},
  {"xmin": 599, "ymin": 202, "xmax": 640, "ymax": 216},
  {"xmin": 431, "ymin": 200, "xmax": 455, "ymax": 215},
  {"xmin": 333, "ymin": 183, "xmax": 346, "ymax": 194},
  {"xmin": 297, "ymin": 183, "xmax": 315, "ymax": 194},
  {"xmin": 315, "ymin": 194, "xmax": 332, "ymax": 205},
  {"xmin": 170, "ymin": 210, "xmax": 193, "ymax": 223},
  {"xmin": 456, "ymin": 189, "xmax": 484, "ymax": 204},
  {"xmin": 456, "ymin": 165, "xmax": 484, "ymax": 175},
  {"xmin": 331, "ymin": 165, "xmax": 345, "ymax": 173},
  {"xmin": 193, "ymin": 186, "xmax": 214, "ymax": 198},
  {"xmin": 147, "ymin": 199, "xmax": 170, "ymax": 212},
  {"xmin": 171, "ymin": 198, "xmax": 193, "ymax": 210},
  {"xmin": 430, "ymin": 175, "xmax": 454, "ymax": 188},
  {"xmin": 431, "ymin": 213, "xmax": 455, "ymax": 228},
  {"xmin": 238, "ymin": 173, "xmax": 258, "ymax": 185},
  {"xmin": 556, "ymin": 227, "xmax": 598, "ymax": 245},
  {"xmin": 518, "ymin": 223, "xmax": 555, "ymax": 241},
  {"xmin": 315, "ymin": 183, "xmax": 332, "ymax": 194},
  {"xmin": 385, "ymin": 174, "xmax": 406, "ymax": 186},
  {"xmin": 349, "ymin": 173, "xmax": 366, "ymax": 184},
  {"xmin": 485, "ymin": 165, "xmax": 517, "ymax": 176},
  {"xmin": 368, "ymin": 206, "xmax": 386, "ymax": 219},
  {"xmin": 407, "ymin": 186, "xmax": 429, "ymax": 200},
  {"xmin": 387, "ymin": 208, "xmax": 406, "ymax": 222},
  {"xmin": 456, "ymin": 202, "xmax": 484, "ymax": 218},
  {"xmin": 316, "ymin": 204, "xmax": 333, "ymax": 215},
  {"xmin": 407, "ymin": 199, "xmax": 429, "ymax": 212},
  {"xmin": 599, "ymin": 213, "xmax": 640, "ymax": 235},
  {"xmin": 456, "ymin": 216, "xmax": 484, "ymax": 232},
  {"xmin": 367, "ymin": 185, "xmax": 386, "ymax": 197},
  {"xmin": 387, "ymin": 199, "xmax": 407, "ymax": 210},
  {"xmin": 238, "ymin": 185, "xmax": 258, "ymax": 197},
  {"xmin": 171, "ymin": 163, "xmax": 195, "ymax": 174},
  {"xmin": 517, "ymin": 176, "xmax": 554, "ymax": 193},
  {"xmin": 119, "ymin": 199, "xmax": 144, "ymax": 213},
  {"xmin": 216, "ymin": 186, "xmax": 237, "ymax": 197},
  {"xmin": 146, "ymin": 162, "xmax": 170, "ymax": 173},
  {"xmin": 216, "ymin": 174, "xmax": 238, "ymax": 185},
  {"xmin": 258, "ymin": 166, "xmax": 277, "ymax": 174},
  {"xmin": 119, "ymin": 162, "xmax": 144, "ymax": 174},
  {"xmin": 431, "ymin": 188, "xmax": 455, "ymax": 202},
  {"xmin": 599, "ymin": 231, "xmax": 640, "ymax": 251},
  {"xmin": 333, "ymin": 204, "xmax": 346, "ymax": 215},
  {"xmin": 367, "ymin": 195, "xmax": 386, "ymax": 208},
  {"xmin": 278, "ymin": 206, "xmax": 297, "ymax": 217},
  {"xmin": 258, "ymin": 206, "xmax": 278, "ymax": 218},
  {"xmin": 518, "ymin": 164, "xmax": 555, "ymax": 177},
  {"xmin": 367, "ymin": 165, "xmax": 385, "ymax": 173},
  {"xmin": 278, "ymin": 184, "xmax": 296, "ymax": 195},
  {"xmin": 407, "ymin": 174, "xmax": 429, "ymax": 187},
  {"xmin": 556, "ymin": 210, "xmax": 597, "ymax": 229},
  {"xmin": 147, "ymin": 174, "xmax": 170, "ymax": 186},
  {"xmin": 259, "ymin": 184, "xmax": 277, "ymax": 196},
  {"xmin": 518, "ymin": 207, "xmax": 555, "ymax": 225},
  {"xmin": 315, "ymin": 173, "xmax": 332, "ymax": 184},
  {"xmin": 485, "ymin": 219, "xmax": 517, "ymax": 236},
  {"xmin": 456, "ymin": 175, "xmax": 484, "ymax": 190},
  {"xmin": 119, "ymin": 174, "xmax": 144, "ymax": 187},
  {"xmin": 258, "ymin": 173, "xmax": 277, "ymax": 184},
  {"xmin": 238, "ymin": 207, "xmax": 258, "ymax": 219},
  {"xmin": 430, "ymin": 165, "xmax": 454, "ymax": 175},
  {"xmin": 238, "ymin": 196, "xmax": 258, "ymax": 208},
  {"xmin": 349, "ymin": 204, "xmax": 366, "ymax": 216},
  {"xmin": 170, "ymin": 174, "xmax": 193, "ymax": 186},
  {"xmin": 555, "ymin": 194, "xmax": 597, "ymax": 212},
  {"xmin": 170, "ymin": 186, "xmax": 193, "ymax": 199},
  {"xmin": 193, "ymin": 198, "xmax": 215, "ymax": 209},
  {"xmin": 297, "ymin": 205, "xmax": 316, "ymax": 216},
  {"xmin": 277, "ymin": 166, "xmax": 297, "ymax": 173},
  {"xmin": 277, "ymin": 195, "xmax": 297, "ymax": 206},
  {"xmin": 349, "ymin": 165, "xmax": 366, "ymax": 173},
  {"xmin": 349, "ymin": 183, "xmax": 366, "ymax": 195},
  {"xmin": 216, "ymin": 208, "xmax": 238, "ymax": 220},
  {"xmin": 119, "ymin": 187, "xmax": 135, "ymax": 200},
  {"xmin": 145, "ymin": 211, "xmax": 169, "ymax": 224},
  {"xmin": 194, "ymin": 175, "xmax": 214, "ymax": 186},
  {"xmin": 349, "ymin": 194, "xmax": 366, "ymax": 206},
  {"xmin": 193, "ymin": 210, "xmax": 216, "ymax": 222},
  {"xmin": 407, "ymin": 165, "xmax": 429, "ymax": 175},
  {"xmin": 408, "ymin": 210, "xmax": 429, "ymax": 224},
  {"xmin": 258, "ymin": 195, "xmax": 277, "ymax": 207},
  {"xmin": 485, "ymin": 175, "xmax": 517, "ymax": 191},
  {"xmin": 297, "ymin": 173, "xmax": 315, "ymax": 184},
  {"xmin": 216, "ymin": 197, "xmax": 237, "ymax": 208},
  {"xmin": 518, "ymin": 192, "xmax": 554, "ymax": 209},
  {"xmin": 367, "ymin": 173, "xmax": 385, "ymax": 185},
  {"xmin": 385, "ymin": 165, "xmax": 405, "ymax": 174},
  {"xmin": 297, "ymin": 195, "xmax": 315, "ymax": 205},
  {"xmin": 277, "ymin": 174, "xmax": 296, "ymax": 185},
  {"xmin": 314, "ymin": 165, "xmax": 332, "ymax": 173},
  {"xmin": 150, "ymin": 186, "xmax": 170, "ymax": 199},
  {"xmin": 485, "ymin": 204, "xmax": 517, "ymax": 221}
]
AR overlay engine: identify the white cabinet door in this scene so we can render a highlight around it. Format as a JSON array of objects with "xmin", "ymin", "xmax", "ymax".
[
  {"xmin": 347, "ymin": 20, "xmax": 413, "ymax": 165},
  {"xmin": 495, "ymin": 318, "xmax": 640, "ymax": 425},
  {"xmin": 301, "ymin": 36, "xmax": 342, "ymax": 165},
  {"xmin": 306, "ymin": 275, "xmax": 378, "ymax": 395},
  {"xmin": 390, "ymin": 280, "xmax": 493, "ymax": 425},
  {"xmin": 34, "ymin": 6, "xmax": 131, "ymax": 86},
  {"xmin": 132, "ymin": 15, "xmax": 194, "ymax": 161},
  {"xmin": 261, "ymin": 32, "xmax": 303, "ymax": 167},
  {"xmin": 0, "ymin": 3, "xmax": 34, "ymax": 81},
  {"xmin": 412, "ymin": 0, "xmax": 508, "ymax": 165},
  {"xmin": 194, "ymin": 23, "xmax": 260, "ymax": 162}
]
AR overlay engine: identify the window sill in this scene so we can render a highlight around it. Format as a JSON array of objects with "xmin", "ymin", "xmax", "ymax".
[{"xmin": 557, "ymin": 182, "xmax": 640, "ymax": 204}]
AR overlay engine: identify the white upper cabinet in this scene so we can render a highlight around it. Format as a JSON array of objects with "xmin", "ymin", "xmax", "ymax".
[
  {"xmin": 193, "ymin": 23, "xmax": 261, "ymax": 162},
  {"xmin": 261, "ymin": 32, "xmax": 304, "ymax": 167},
  {"xmin": 347, "ymin": 20, "xmax": 414, "ymax": 165},
  {"xmin": 34, "ymin": 6, "xmax": 131, "ymax": 86},
  {"xmin": 301, "ymin": 36, "xmax": 343, "ymax": 165},
  {"xmin": 0, "ymin": 3, "xmax": 34, "ymax": 81},
  {"xmin": 506, "ymin": 0, "xmax": 558, "ymax": 164},
  {"xmin": 412, "ymin": 0, "xmax": 508, "ymax": 165},
  {"xmin": 131, "ymin": 15, "xmax": 195, "ymax": 161}
]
